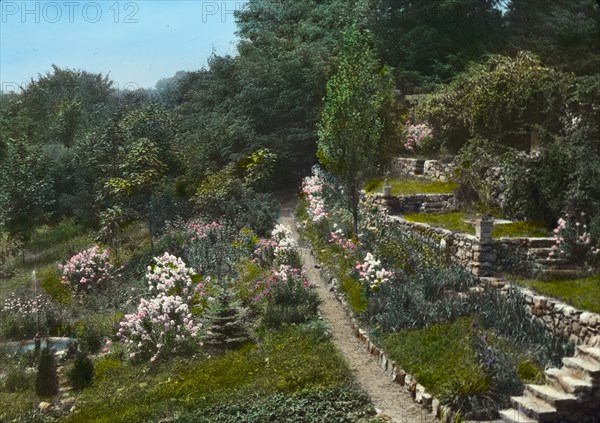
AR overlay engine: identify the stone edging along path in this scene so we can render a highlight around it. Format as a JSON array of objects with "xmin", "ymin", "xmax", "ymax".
[{"xmin": 280, "ymin": 206, "xmax": 454, "ymax": 423}]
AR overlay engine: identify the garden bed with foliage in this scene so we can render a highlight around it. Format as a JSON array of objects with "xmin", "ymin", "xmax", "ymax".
[
  {"xmin": 298, "ymin": 166, "xmax": 573, "ymax": 421},
  {"xmin": 0, "ymin": 214, "xmax": 379, "ymax": 422}
]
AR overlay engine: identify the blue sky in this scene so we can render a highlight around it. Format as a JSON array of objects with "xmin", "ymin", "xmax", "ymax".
[{"xmin": 1, "ymin": 1, "xmax": 247, "ymax": 91}]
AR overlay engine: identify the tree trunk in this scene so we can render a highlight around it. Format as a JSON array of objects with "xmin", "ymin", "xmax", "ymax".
[{"xmin": 350, "ymin": 183, "xmax": 359, "ymax": 237}]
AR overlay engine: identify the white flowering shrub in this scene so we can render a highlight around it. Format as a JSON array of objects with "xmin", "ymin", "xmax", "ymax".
[
  {"xmin": 117, "ymin": 293, "xmax": 203, "ymax": 362},
  {"xmin": 146, "ymin": 252, "xmax": 202, "ymax": 299},
  {"xmin": 253, "ymin": 224, "xmax": 300, "ymax": 268},
  {"xmin": 355, "ymin": 252, "xmax": 394, "ymax": 291},
  {"xmin": 116, "ymin": 253, "xmax": 207, "ymax": 362},
  {"xmin": 301, "ymin": 169, "xmax": 329, "ymax": 224},
  {"xmin": 0, "ymin": 293, "xmax": 52, "ymax": 339}
]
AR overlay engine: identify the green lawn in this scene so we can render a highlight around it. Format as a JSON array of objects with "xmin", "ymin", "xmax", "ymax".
[
  {"xmin": 380, "ymin": 317, "xmax": 544, "ymax": 407},
  {"xmin": 404, "ymin": 212, "xmax": 549, "ymax": 238},
  {"xmin": 380, "ymin": 318, "xmax": 488, "ymax": 397},
  {"xmin": 365, "ymin": 178, "xmax": 456, "ymax": 196},
  {"xmin": 64, "ymin": 324, "xmax": 375, "ymax": 423},
  {"xmin": 516, "ymin": 274, "xmax": 600, "ymax": 313}
]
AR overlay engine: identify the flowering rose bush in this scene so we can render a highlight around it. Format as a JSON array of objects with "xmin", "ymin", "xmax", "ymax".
[
  {"xmin": 550, "ymin": 213, "xmax": 599, "ymax": 265},
  {"xmin": 355, "ymin": 252, "xmax": 394, "ymax": 291},
  {"xmin": 404, "ymin": 121, "xmax": 433, "ymax": 151},
  {"xmin": 117, "ymin": 293, "xmax": 203, "ymax": 362},
  {"xmin": 60, "ymin": 245, "xmax": 116, "ymax": 293}
]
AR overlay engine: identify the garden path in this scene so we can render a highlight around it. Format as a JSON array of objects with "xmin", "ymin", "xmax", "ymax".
[{"xmin": 279, "ymin": 200, "xmax": 438, "ymax": 423}]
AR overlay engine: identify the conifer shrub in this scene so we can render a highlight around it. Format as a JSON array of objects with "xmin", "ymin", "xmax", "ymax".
[
  {"xmin": 68, "ymin": 352, "xmax": 94, "ymax": 390},
  {"xmin": 35, "ymin": 348, "xmax": 59, "ymax": 397}
]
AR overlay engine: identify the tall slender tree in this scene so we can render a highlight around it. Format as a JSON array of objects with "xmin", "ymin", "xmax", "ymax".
[{"xmin": 317, "ymin": 26, "xmax": 394, "ymax": 235}]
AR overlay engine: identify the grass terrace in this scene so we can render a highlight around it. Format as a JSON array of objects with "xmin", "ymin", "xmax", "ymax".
[
  {"xmin": 404, "ymin": 212, "xmax": 549, "ymax": 238},
  {"xmin": 364, "ymin": 178, "xmax": 456, "ymax": 196},
  {"xmin": 515, "ymin": 274, "xmax": 600, "ymax": 313}
]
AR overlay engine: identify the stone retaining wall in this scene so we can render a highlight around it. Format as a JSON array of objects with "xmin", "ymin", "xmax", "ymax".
[
  {"xmin": 382, "ymin": 215, "xmax": 600, "ymax": 347},
  {"xmin": 483, "ymin": 280, "xmax": 600, "ymax": 347},
  {"xmin": 370, "ymin": 193, "xmax": 456, "ymax": 215},
  {"xmin": 391, "ymin": 157, "xmax": 455, "ymax": 182},
  {"xmin": 388, "ymin": 215, "xmax": 495, "ymax": 276}
]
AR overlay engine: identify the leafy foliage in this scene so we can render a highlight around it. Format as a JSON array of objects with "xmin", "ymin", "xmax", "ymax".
[{"xmin": 318, "ymin": 26, "xmax": 394, "ymax": 234}]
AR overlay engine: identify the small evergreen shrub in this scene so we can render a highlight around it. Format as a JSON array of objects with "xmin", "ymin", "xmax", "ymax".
[
  {"xmin": 35, "ymin": 348, "xmax": 59, "ymax": 397},
  {"xmin": 68, "ymin": 352, "xmax": 94, "ymax": 390}
]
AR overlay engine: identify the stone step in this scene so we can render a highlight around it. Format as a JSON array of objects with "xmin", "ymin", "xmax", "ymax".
[
  {"xmin": 510, "ymin": 395, "xmax": 559, "ymax": 422},
  {"xmin": 524, "ymin": 384, "xmax": 578, "ymax": 409},
  {"xmin": 536, "ymin": 258, "xmax": 571, "ymax": 266},
  {"xmin": 498, "ymin": 408, "xmax": 538, "ymax": 423},
  {"xmin": 529, "ymin": 247, "xmax": 553, "ymax": 255},
  {"xmin": 562, "ymin": 356, "xmax": 600, "ymax": 380},
  {"xmin": 526, "ymin": 238, "xmax": 557, "ymax": 248},
  {"xmin": 540, "ymin": 269, "xmax": 583, "ymax": 279},
  {"xmin": 536, "ymin": 262, "xmax": 581, "ymax": 272},
  {"xmin": 545, "ymin": 368, "xmax": 594, "ymax": 394},
  {"xmin": 576, "ymin": 345, "xmax": 600, "ymax": 365}
]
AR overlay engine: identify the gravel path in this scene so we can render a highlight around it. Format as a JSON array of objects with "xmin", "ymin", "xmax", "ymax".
[{"xmin": 279, "ymin": 203, "xmax": 438, "ymax": 423}]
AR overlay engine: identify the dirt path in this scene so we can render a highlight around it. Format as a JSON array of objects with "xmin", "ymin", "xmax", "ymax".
[{"xmin": 279, "ymin": 202, "xmax": 437, "ymax": 423}]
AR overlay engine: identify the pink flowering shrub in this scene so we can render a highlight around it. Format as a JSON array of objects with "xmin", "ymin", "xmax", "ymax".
[
  {"xmin": 117, "ymin": 293, "xmax": 203, "ymax": 362},
  {"xmin": 404, "ymin": 121, "xmax": 433, "ymax": 151},
  {"xmin": 252, "ymin": 263, "xmax": 318, "ymax": 327},
  {"xmin": 328, "ymin": 225, "xmax": 357, "ymax": 261},
  {"xmin": 355, "ymin": 252, "xmax": 394, "ymax": 291},
  {"xmin": 253, "ymin": 224, "xmax": 300, "ymax": 268},
  {"xmin": 60, "ymin": 245, "xmax": 116, "ymax": 293},
  {"xmin": 550, "ymin": 213, "xmax": 599, "ymax": 265},
  {"xmin": 252, "ymin": 264, "xmax": 308, "ymax": 303}
]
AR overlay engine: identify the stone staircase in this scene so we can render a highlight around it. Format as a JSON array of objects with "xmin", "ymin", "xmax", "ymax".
[
  {"xmin": 499, "ymin": 345, "xmax": 600, "ymax": 423},
  {"xmin": 527, "ymin": 240, "xmax": 582, "ymax": 279}
]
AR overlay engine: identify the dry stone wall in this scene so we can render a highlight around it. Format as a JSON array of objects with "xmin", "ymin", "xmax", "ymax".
[
  {"xmin": 482, "ymin": 281, "xmax": 600, "ymax": 348},
  {"xmin": 382, "ymin": 214, "xmax": 600, "ymax": 347},
  {"xmin": 391, "ymin": 157, "xmax": 455, "ymax": 182}
]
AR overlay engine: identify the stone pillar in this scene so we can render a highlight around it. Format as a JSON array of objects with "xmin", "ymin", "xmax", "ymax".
[
  {"xmin": 382, "ymin": 179, "xmax": 392, "ymax": 197},
  {"xmin": 475, "ymin": 217, "xmax": 493, "ymax": 244},
  {"xmin": 473, "ymin": 217, "xmax": 495, "ymax": 276}
]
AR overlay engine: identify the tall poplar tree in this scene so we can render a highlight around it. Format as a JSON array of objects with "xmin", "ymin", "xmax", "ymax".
[{"xmin": 317, "ymin": 26, "xmax": 394, "ymax": 235}]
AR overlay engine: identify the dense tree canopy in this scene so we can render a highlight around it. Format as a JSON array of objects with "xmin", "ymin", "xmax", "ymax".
[{"xmin": 1, "ymin": 0, "xmax": 599, "ymax": 239}]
